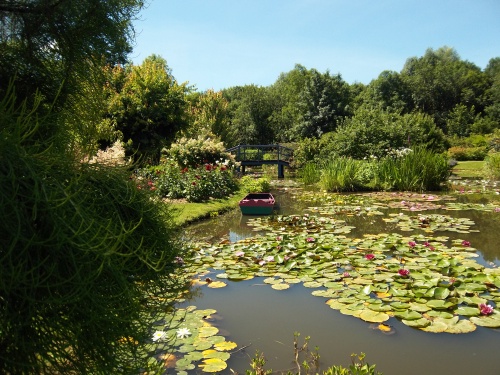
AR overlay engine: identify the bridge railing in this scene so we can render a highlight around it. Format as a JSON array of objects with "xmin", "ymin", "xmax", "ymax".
[{"xmin": 226, "ymin": 144, "xmax": 293, "ymax": 163}]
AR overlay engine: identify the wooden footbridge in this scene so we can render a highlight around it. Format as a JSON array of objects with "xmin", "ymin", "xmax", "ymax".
[{"xmin": 226, "ymin": 144, "xmax": 293, "ymax": 178}]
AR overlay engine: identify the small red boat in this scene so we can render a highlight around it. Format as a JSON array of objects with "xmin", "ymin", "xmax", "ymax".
[{"xmin": 239, "ymin": 193, "xmax": 275, "ymax": 215}]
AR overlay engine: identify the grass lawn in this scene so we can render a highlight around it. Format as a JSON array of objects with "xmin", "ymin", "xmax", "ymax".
[
  {"xmin": 170, "ymin": 191, "xmax": 248, "ymax": 226},
  {"xmin": 451, "ymin": 161, "xmax": 485, "ymax": 178}
]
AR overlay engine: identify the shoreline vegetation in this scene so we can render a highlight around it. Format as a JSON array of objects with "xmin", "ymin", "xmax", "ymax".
[{"xmin": 172, "ymin": 161, "xmax": 492, "ymax": 226}]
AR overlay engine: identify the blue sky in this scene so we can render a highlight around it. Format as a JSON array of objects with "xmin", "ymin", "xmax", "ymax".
[{"xmin": 131, "ymin": 0, "xmax": 500, "ymax": 92}]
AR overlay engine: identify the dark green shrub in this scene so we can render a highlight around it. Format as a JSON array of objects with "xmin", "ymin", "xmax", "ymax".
[
  {"xmin": 447, "ymin": 146, "xmax": 489, "ymax": 161},
  {"xmin": 319, "ymin": 108, "xmax": 447, "ymax": 160},
  {"xmin": 1, "ymin": 89, "xmax": 186, "ymax": 374}
]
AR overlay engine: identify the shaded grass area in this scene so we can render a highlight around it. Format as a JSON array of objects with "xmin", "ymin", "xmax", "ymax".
[
  {"xmin": 170, "ymin": 191, "xmax": 247, "ymax": 226},
  {"xmin": 452, "ymin": 161, "xmax": 485, "ymax": 178}
]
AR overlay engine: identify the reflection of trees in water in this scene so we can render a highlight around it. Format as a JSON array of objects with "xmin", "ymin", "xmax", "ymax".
[{"xmin": 457, "ymin": 210, "xmax": 500, "ymax": 263}]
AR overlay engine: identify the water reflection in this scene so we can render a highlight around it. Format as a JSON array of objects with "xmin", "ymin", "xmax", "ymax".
[{"xmin": 181, "ymin": 187, "xmax": 500, "ymax": 375}]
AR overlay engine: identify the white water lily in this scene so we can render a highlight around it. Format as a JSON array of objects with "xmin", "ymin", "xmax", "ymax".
[
  {"xmin": 152, "ymin": 330, "xmax": 166, "ymax": 342},
  {"xmin": 176, "ymin": 327, "xmax": 192, "ymax": 339}
]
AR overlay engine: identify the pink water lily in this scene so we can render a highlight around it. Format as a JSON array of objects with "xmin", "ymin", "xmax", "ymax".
[
  {"xmin": 398, "ymin": 269, "xmax": 410, "ymax": 277},
  {"xmin": 306, "ymin": 237, "xmax": 315, "ymax": 243},
  {"xmin": 235, "ymin": 251, "xmax": 245, "ymax": 257},
  {"xmin": 264, "ymin": 255, "xmax": 275, "ymax": 262},
  {"xmin": 365, "ymin": 254, "xmax": 375, "ymax": 261},
  {"xmin": 408, "ymin": 241, "xmax": 416, "ymax": 248},
  {"xmin": 342, "ymin": 272, "xmax": 351, "ymax": 278},
  {"xmin": 479, "ymin": 303, "xmax": 494, "ymax": 315},
  {"xmin": 461, "ymin": 240, "xmax": 471, "ymax": 247}
]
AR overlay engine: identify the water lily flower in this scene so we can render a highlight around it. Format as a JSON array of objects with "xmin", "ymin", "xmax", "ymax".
[
  {"xmin": 174, "ymin": 256, "xmax": 185, "ymax": 265},
  {"xmin": 276, "ymin": 236, "xmax": 283, "ymax": 241},
  {"xmin": 235, "ymin": 251, "xmax": 245, "ymax": 257},
  {"xmin": 479, "ymin": 303, "xmax": 494, "ymax": 316},
  {"xmin": 264, "ymin": 255, "xmax": 275, "ymax": 262},
  {"xmin": 176, "ymin": 328, "xmax": 192, "ymax": 339},
  {"xmin": 408, "ymin": 241, "xmax": 416, "ymax": 248},
  {"xmin": 365, "ymin": 254, "xmax": 375, "ymax": 261},
  {"xmin": 424, "ymin": 241, "xmax": 430, "ymax": 247},
  {"xmin": 152, "ymin": 330, "xmax": 167, "ymax": 342},
  {"xmin": 342, "ymin": 272, "xmax": 350, "ymax": 278},
  {"xmin": 306, "ymin": 237, "xmax": 315, "ymax": 243},
  {"xmin": 461, "ymin": 240, "xmax": 471, "ymax": 247},
  {"xmin": 398, "ymin": 269, "xmax": 410, "ymax": 277}
]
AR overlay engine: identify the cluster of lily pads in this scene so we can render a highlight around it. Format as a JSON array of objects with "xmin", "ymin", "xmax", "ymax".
[
  {"xmin": 148, "ymin": 306, "xmax": 237, "ymax": 373},
  {"xmin": 186, "ymin": 191, "xmax": 500, "ymax": 335},
  {"xmin": 157, "ymin": 190, "xmax": 499, "ymax": 372}
]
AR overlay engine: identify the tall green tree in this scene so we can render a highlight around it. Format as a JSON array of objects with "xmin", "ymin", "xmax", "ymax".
[
  {"xmin": 400, "ymin": 46, "xmax": 489, "ymax": 130},
  {"xmin": 356, "ymin": 70, "xmax": 411, "ymax": 113},
  {"xmin": 483, "ymin": 57, "xmax": 500, "ymax": 129},
  {"xmin": 185, "ymin": 89, "xmax": 233, "ymax": 145},
  {"xmin": 268, "ymin": 64, "xmax": 312, "ymax": 142},
  {"xmin": 223, "ymin": 84, "xmax": 275, "ymax": 145},
  {"xmin": 104, "ymin": 55, "xmax": 190, "ymax": 163},
  {"xmin": 293, "ymin": 69, "xmax": 351, "ymax": 139},
  {"xmin": 0, "ymin": 0, "xmax": 143, "ymax": 108}
]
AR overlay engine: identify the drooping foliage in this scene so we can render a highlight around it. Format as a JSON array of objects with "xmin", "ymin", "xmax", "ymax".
[
  {"xmin": 0, "ymin": 87, "xmax": 186, "ymax": 374},
  {"xmin": 0, "ymin": 0, "xmax": 144, "ymax": 108}
]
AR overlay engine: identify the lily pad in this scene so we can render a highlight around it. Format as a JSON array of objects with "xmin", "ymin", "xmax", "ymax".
[
  {"xmin": 359, "ymin": 309, "xmax": 390, "ymax": 323},
  {"xmin": 198, "ymin": 358, "xmax": 228, "ymax": 372}
]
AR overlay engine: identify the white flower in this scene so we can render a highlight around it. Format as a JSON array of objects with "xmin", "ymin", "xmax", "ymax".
[
  {"xmin": 152, "ymin": 330, "xmax": 166, "ymax": 342},
  {"xmin": 176, "ymin": 328, "xmax": 191, "ymax": 339}
]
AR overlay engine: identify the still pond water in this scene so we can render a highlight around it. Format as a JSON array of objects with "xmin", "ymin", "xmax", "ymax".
[{"xmin": 181, "ymin": 185, "xmax": 500, "ymax": 375}]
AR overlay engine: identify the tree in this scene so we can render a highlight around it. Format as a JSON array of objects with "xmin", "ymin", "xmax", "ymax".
[
  {"xmin": 293, "ymin": 69, "xmax": 351, "ymax": 139},
  {"xmin": 223, "ymin": 84, "xmax": 275, "ymax": 145},
  {"xmin": 483, "ymin": 57, "xmax": 500, "ymax": 129},
  {"xmin": 400, "ymin": 46, "xmax": 489, "ymax": 131},
  {"xmin": 185, "ymin": 89, "xmax": 233, "ymax": 146},
  {"xmin": 267, "ymin": 64, "xmax": 312, "ymax": 142},
  {"xmin": 356, "ymin": 70, "xmax": 411, "ymax": 113},
  {"xmin": 104, "ymin": 55, "xmax": 190, "ymax": 164},
  {"xmin": 0, "ymin": 0, "xmax": 143, "ymax": 108}
]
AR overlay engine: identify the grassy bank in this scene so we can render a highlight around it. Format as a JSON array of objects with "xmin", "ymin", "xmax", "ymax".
[
  {"xmin": 451, "ymin": 161, "xmax": 485, "ymax": 178},
  {"xmin": 170, "ymin": 191, "xmax": 247, "ymax": 226}
]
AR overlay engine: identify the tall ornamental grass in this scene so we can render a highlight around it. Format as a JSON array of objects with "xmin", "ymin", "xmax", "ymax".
[
  {"xmin": 319, "ymin": 157, "xmax": 363, "ymax": 192},
  {"xmin": 484, "ymin": 152, "xmax": 500, "ymax": 180},
  {"xmin": 0, "ymin": 87, "xmax": 187, "ymax": 374},
  {"xmin": 376, "ymin": 147, "xmax": 450, "ymax": 191},
  {"xmin": 299, "ymin": 161, "xmax": 322, "ymax": 185}
]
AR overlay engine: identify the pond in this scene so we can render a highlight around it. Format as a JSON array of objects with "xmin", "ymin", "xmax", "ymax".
[{"xmin": 176, "ymin": 183, "xmax": 500, "ymax": 375}]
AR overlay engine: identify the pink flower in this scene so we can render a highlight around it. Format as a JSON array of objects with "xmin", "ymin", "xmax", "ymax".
[
  {"xmin": 343, "ymin": 272, "xmax": 350, "ymax": 278},
  {"xmin": 235, "ymin": 251, "xmax": 245, "ymax": 257},
  {"xmin": 365, "ymin": 254, "xmax": 375, "ymax": 261},
  {"xmin": 398, "ymin": 269, "xmax": 410, "ymax": 277},
  {"xmin": 408, "ymin": 241, "xmax": 416, "ymax": 248},
  {"xmin": 306, "ymin": 237, "xmax": 315, "ymax": 243},
  {"xmin": 461, "ymin": 240, "xmax": 471, "ymax": 247},
  {"xmin": 479, "ymin": 303, "xmax": 494, "ymax": 316},
  {"xmin": 424, "ymin": 241, "xmax": 430, "ymax": 247},
  {"xmin": 276, "ymin": 236, "xmax": 283, "ymax": 241},
  {"xmin": 494, "ymin": 207, "xmax": 500, "ymax": 212},
  {"xmin": 264, "ymin": 255, "xmax": 275, "ymax": 262}
]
